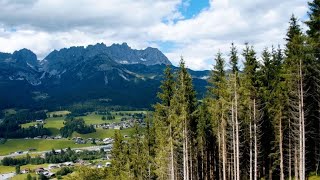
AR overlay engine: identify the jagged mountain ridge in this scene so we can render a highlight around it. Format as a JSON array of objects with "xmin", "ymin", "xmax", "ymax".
[
  {"xmin": 42, "ymin": 42, "xmax": 171, "ymax": 76},
  {"xmin": 0, "ymin": 43, "xmax": 209, "ymax": 109}
]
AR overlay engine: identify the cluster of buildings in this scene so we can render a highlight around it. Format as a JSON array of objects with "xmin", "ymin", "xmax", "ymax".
[
  {"xmin": 19, "ymin": 162, "xmax": 74, "ymax": 178},
  {"xmin": 94, "ymin": 118, "xmax": 146, "ymax": 130},
  {"xmin": 24, "ymin": 135, "xmax": 62, "ymax": 140},
  {"xmin": 72, "ymin": 137, "xmax": 87, "ymax": 144}
]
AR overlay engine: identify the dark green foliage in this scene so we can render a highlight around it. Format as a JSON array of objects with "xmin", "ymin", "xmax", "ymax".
[
  {"xmin": 153, "ymin": 65, "xmax": 175, "ymax": 179},
  {"xmin": 59, "ymin": 117, "xmax": 95, "ymax": 137},
  {"xmin": 109, "ymin": 130, "xmax": 128, "ymax": 178},
  {"xmin": 26, "ymin": 174, "xmax": 32, "ymax": 180},
  {"xmin": 38, "ymin": 173, "xmax": 48, "ymax": 180},
  {"xmin": 0, "ymin": 110, "xmax": 50, "ymax": 138},
  {"xmin": 56, "ymin": 167, "xmax": 74, "ymax": 176},
  {"xmin": 15, "ymin": 165, "xmax": 20, "ymax": 174},
  {"xmin": 305, "ymin": 0, "xmax": 320, "ymax": 173},
  {"xmin": 1, "ymin": 149, "xmax": 105, "ymax": 166},
  {"xmin": 2, "ymin": 110, "xmax": 47, "ymax": 124},
  {"xmin": 230, "ymin": 43, "xmax": 239, "ymax": 74},
  {"xmin": 0, "ymin": 138, "xmax": 7, "ymax": 144},
  {"xmin": 208, "ymin": 51, "xmax": 227, "ymax": 100},
  {"xmin": 305, "ymin": 0, "xmax": 320, "ymax": 40},
  {"xmin": 243, "ymin": 43, "xmax": 259, "ymax": 95}
]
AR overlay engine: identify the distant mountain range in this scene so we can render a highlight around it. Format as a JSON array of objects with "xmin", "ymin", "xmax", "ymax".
[{"xmin": 0, "ymin": 43, "xmax": 209, "ymax": 109}]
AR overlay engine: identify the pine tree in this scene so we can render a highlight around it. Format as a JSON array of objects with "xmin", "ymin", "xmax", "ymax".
[
  {"xmin": 284, "ymin": 15, "xmax": 308, "ymax": 180},
  {"xmin": 110, "ymin": 130, "xmax": 129, "ymax": 179},
  {"xmin": 128, "ymin": 123, "xmax": 149, "ymax": 180},
  {"xmin": 229, "ymin": 43, "xmax": 240, "ymax": 180},
  {"xmin": 305, "ymin": 0, "xmax": 320, "ymax": 174},
  {"xmin": 208, "ymin": 51, "xmax": 229, "ymax": 180},
  {"xmin": 259, "ymin": 47, "xmax": 287, "ymax": 180},
  {"xmin": 154, "ymin": 66, "xmax": 175, "ymax": 180},
  {"xmin": 145, "ymin": 113, "xmax": 156, "ymax": 179},
  {"xmin": 242, "ymin": 43, "xmax": 260, "ymax": 180},
  {"xmin": 169, "ymin": 57, "xmax": 197, "ymax": 180},
  {"xmin": 196, "ymin": 99, "xmax": 215, "ymax": 180}
]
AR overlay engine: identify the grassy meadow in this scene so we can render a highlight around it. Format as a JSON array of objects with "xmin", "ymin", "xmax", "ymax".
[
  {"xmin": 3, "ymin": 110, "xmax": 146, "ymax": 156},
  {"xmin": 0, "ymin": 139, "xmax": 91, "ymax": 156}
]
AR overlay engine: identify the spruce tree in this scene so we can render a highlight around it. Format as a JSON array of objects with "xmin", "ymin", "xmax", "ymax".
[
  {"xmin": 154, "ymin": 65, "xmax": 175, "ymax": 180},
  {"xmin": 208, "ymin": 51, "xmax": 229, "ymax": 180},
  {"xmin": 110, "ymin": 130, "xmax": 129, "ymax": 179},
  {"xmin": 196, "ymin": 99, "xmax": 215, "ymax": 180},
  {"xmin": 169, "ymin": 57, "xmax": 197, "ymax": 180},
  {"xmin": 229, "ymin": 43, "xmax": 240, "ymax": 180},
  {"xmin": 305, "ymin": 0, "xmax": 320, "ymax": 173},
  {"xmin": 242, "ymin": 43, "xmax": 260, "ymax": 180},
  {"xmin": 128, "ymin": 123, "xmax": 149, "ymax": 179},
  {"xmin": 284, "ymin": 15, "xmax": 308, "ymax": 180}
]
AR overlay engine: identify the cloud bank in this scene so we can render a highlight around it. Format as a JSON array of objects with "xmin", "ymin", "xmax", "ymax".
[{"xmin": 0, "ymin": 0, "xmax": 308, "ymax": 70}]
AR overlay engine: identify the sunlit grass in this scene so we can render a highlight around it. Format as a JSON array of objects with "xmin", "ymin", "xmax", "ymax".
[{"xmin": 0, "ymin": 139, "xmax": 91, "ymax": 156}]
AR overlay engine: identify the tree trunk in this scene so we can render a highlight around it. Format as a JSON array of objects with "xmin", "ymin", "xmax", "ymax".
[
  {"xmin": 235, "ymin": 81, "xmax": 240, "ymax": 180},
  {"xmin": 299, "ymin": 59, "xmax": 305, "ymax": 180},
  {"xmin": 295, "ymin": 145, "xmax": 299, "ymax": 180},
  {"xmin": 183, "ymin": 126, "xmax": 187, "ymax": 180},
  {"xmin": 232, "ymin": 102, "xmax": 237, "ymax": 180},
  {"xmin": 222, "ymin": 111, "xmax": 227, "ymax": 180},
  {"xmin": 218, "ymin": 127, "xmax": 222, "ymax": 180},
  {"xmin": 189, "ymin": 139, "xmax": 193, "ymax": 180},
  {"xmin": 186, "ymin": 124, "xmax": 189, "ymax": 180},
  {"xmin": 289, "ymin": 120, "xmax": 292, "ymax": 180},
  {"xmin": 280, "ymin": 114, "xmax": 284, "ymax": 180},
  {"xmin": 170, "ymin": 123, "xmax": 175, "ymax": 180},
  {"xmin": 250, "ymin": 120, "xmax": 253, "ymax": 180},
  {"xmin": 254, "ymin": 98, "xmax": 258, "ymax": 180}
]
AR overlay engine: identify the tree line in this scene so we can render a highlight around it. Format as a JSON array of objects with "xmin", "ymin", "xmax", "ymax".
[
  {"xmin": 0, "ymin": 110, "xmax": 50, "ymax": 138},
  {"xmin": 64, "ymin": 1, "xmax": 320, "ymax": 179},
  {"xmin": 149, "ymin": 7, "xmax": 320, "ymax": 179},
  {"xmin": 1, "ymin": 148, "xmax": 106, "ymax": 166},
  {"xmin": 60, "ymin": 117, "xmax": 96, "ymax": 138}
]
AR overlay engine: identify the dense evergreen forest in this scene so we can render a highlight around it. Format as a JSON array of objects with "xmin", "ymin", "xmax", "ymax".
[
  {"xmin": 0, "ymin": 110, "xmax": 50, "ymax": 138},
  {"xmin": 40, "ymin": 1, "xmax": 320, "ymax": 180}
]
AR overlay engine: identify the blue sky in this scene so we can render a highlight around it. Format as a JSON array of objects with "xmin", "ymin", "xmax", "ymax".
[
  {"xmin": 0, "ymin": 0, "xmax": 310, "ymax": 70},
  {"xmin": 180, "ymin": 0, "xmax": 210, "ymax": 19},
  {"xmin": 157, "ymin": 0, "xmax": 210, "ymax": 53}
]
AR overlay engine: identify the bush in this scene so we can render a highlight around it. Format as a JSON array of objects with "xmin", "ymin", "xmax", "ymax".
[
  {"xmin": 0, "ymin": 138, "xmax": 7, "ymax": 144},
  {"xmin": 56, "ymin": 167, "xmax": 74, "ymax": 176}
]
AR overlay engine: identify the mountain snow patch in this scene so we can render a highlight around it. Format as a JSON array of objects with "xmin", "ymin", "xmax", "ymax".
[{"xmin": 119, "ymin": 60, "xmax": 129, "ymax": 64}]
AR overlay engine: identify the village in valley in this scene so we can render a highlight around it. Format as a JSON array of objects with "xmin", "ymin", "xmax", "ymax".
[{"xmin": 0, "ymin": 110, "xmax": 148, "ymax": 179}]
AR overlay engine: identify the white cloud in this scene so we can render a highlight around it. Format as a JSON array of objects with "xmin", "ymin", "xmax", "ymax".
[
  {"xmin": 0, "ymin": 0, "xmax": 309, "ymax": 70},
  {"xmin": 152, "ymin": 0, "xmax": 308, "ymax": 69}
]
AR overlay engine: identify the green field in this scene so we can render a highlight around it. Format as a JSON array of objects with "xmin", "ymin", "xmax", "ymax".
[
  {"xmin": 11, "ymin": 173, "xmax": 37, "ymax": 180},
  {"xmin": 72, "ymin": 128, "xmax": 135, "ymax": 139},
  {"xmin": 0, "ymin": 164, "xmax": 49, "ymax": 174},
  {"xmin": 21, "ymin": 110, "xmax": 147, "ymax": 129},
  {"xmin": 21, "ymin": 122, "xmax": 38, "ymax": 128},
  {"xmin": 0, "ymin": 139, "xmax": 91, "ymax": 156},
  {"xmin": 47, "ymin": 110, "xmax": 71, "ymax": 117},
  {"xmin": 78, "ymin": 111, "xmax": 146, "ymax": 125},
  {"xmin": 9, "ymin": 110, "xmax": 145, "ymax": 155},
  {"xmin": 114, "ymin": 110, "xmax": 147, "ymax": 114},
  {"xmin": 78, "ymin": 113, "xmax": 118, "ymax": 125},
  {"xmin": 0, "ymin": 165, "xmax": 14, "ymax": 173},
  {"xmin": 43, "ymin": 117, "xmax": 65, "ymax": 135},
  {"xmin": 21, "ymin": 117, "xmax": 65, "ymax": 135}
]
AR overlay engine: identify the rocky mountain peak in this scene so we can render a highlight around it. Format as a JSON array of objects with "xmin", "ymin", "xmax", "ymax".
[{"xmin": 12, "ymin": 48, "xmax": 38, "ymax": 66}]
